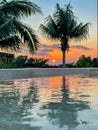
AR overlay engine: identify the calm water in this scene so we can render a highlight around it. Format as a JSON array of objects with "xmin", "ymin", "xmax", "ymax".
[{"xmin": 0, "ymin": 75, "xmax": 98, "ymax": 130}]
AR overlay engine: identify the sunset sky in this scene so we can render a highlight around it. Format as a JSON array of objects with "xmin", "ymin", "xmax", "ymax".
[{"xmin": 4, "ymin": 0, "xmax": 98, "ymax": 65}]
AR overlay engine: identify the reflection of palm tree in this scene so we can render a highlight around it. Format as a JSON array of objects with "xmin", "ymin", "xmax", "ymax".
[
  {"xmin": 41, "ymin": 76, "xmax": 90, "ymax": 130},
  {"xmin": 39, "ymin": 3, "xmax": 89, "ymax": 67},
  {"xmin": 0, "ymin": 80, "xmax": 41, "ymax": 130},
  {"xmin": 22, "ymin": 85, "xmax": 39, "ymax": 109}
]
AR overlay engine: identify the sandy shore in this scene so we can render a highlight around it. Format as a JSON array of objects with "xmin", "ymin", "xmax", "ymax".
[{"xmin": 0, "ymin": 68, "xmax": 98, "ymax": 80}]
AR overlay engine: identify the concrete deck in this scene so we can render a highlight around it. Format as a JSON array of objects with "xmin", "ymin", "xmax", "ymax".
[{"xmin": 0, "ymin": 68, "xmax": 98, "ymax": 80}]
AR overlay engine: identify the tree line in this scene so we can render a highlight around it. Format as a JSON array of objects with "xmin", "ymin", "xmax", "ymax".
[
  {"xmin": 0, "ymin": 53, "xmax": 98, "ymax": 68},
  {"xmin": 0, "ymin": 53, "xmax": 49, "ymax": 68}
]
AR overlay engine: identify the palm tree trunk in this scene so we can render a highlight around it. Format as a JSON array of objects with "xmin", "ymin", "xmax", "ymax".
[{"xmin": 62, "ymin": 50, "xmax": 66, "ymax": 68}]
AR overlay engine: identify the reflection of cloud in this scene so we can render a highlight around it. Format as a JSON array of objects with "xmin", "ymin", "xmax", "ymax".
[{"xmin": 71, "ymin": 45, "xmax": 91, "ymax": 50}]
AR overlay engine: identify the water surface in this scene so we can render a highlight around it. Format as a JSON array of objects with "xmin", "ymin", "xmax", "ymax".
[{"xmin": 0, "ymin": 75, "xmax": 98, "ymax": 130}]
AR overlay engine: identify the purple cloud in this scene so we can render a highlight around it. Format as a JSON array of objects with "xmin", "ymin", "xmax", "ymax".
[
  {"xmin": 16, "ymin": 48, "xmax": 30, "ymax": 54},
  {"xmin": 71, "ymin": 45, "xmax": 91, "ymax": 50},
  {"xmin": 34, "ymin": 43, "xmax": 60, "ymax": 57},
  {"xmin": 34, "ymin": 46, "xmax": 53, "ymax": 57}
]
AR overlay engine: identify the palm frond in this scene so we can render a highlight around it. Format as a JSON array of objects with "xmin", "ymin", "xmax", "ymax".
[
  {"xmin": 64, "ymin": 2, "xmax": 73, "ymax": 15},
  {"xmin": 0, "ymin": 18, "xmax": 16, "ymax": 39},
  {"xmin": 0, "ymin": 0, "xmax": 41, "ymax": 52},
  {"xmin": 53, "ymin": 3, "xmax": 75, "ymax": 37},
  {"xmin": 70, "ymin": 23, "xmax": 89, "ymax": 40},
  {"xmin": 0, "ymin": 35, "xmax": 21, "ymax": 50},
  {"xmin": 0, "ymin": 0, "xmax": 7, "ymax": 5},
  {"xmin": 0, "ymin": 0, "xmax": 42, "ymax": 18},
  {"xmin": 39, "ymin": 15, "xmax": 59, "ymax": 40},
  {"xmin": 13, "ymin": 20, "xmax": 39, "ymax": 53},
  {"xmin": 39, "ymin": 3, "xmax": 89, "ymax": 44}
]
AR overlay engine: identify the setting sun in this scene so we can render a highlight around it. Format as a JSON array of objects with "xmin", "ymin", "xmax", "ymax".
[{"xmin": 52, "ymin": 59, "xmax": 56, "ymax": 63}]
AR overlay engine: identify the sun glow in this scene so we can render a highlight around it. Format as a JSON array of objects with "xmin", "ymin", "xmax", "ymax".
[{"xmin": 52, "ymin": 59, "xmax": 56, "ymax": 62}]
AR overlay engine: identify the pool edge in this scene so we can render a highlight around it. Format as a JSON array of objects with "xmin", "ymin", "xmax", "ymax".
[{"xmin": 0, "ymin": 68, "xmax": 98, "ymax": 80}]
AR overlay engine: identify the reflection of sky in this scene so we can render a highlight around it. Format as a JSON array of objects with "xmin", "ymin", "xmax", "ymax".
[{"xmin": 0, "ymin": 75, "xmax": 98, "ymax": 130}]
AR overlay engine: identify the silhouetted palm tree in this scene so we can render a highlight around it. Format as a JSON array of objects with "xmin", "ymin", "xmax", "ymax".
[
  {"xmin": 0, "ymin": 0, "xmax": 42, "ymax": 52},
  {"xmin": 39, "ymin": 3, "xmax": 89, "ymax": 67}
]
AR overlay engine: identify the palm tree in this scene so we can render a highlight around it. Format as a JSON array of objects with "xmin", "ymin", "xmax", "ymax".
[
  {"xmin": 0, "ymin": 0, "xmax": 42, "ymax": 53},
  {"xmin": 39, "ymin": 3, "xmax": 89, "ymax": 67}
]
